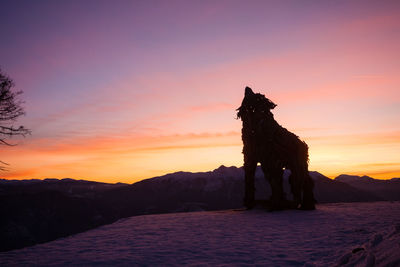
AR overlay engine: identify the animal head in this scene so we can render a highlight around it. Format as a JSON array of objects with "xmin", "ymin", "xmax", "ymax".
[{"xmin": 236, "ymin": 86, "xmax": 277, "ymax": 121}]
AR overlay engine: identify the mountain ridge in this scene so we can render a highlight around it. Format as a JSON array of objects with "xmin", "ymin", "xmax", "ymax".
[
  {"xmin": 1, "ymin": 166, "xmax": 399, "ymax": 252},
  {"xmin": 2, "ymin": 165, "xmax": 399, "ymax": 185}
]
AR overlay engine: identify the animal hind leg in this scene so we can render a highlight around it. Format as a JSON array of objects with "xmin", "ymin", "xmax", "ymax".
[{"xmin": 301, "ymin": 173, "xmax": 316, "ymax": 210}]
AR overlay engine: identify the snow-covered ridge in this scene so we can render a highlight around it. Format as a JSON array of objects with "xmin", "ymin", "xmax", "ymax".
[
  {"xmin": 145, "ymin": 165, "xmax": 244, "ymax": 192},
  {"xmin": 335, "ymin": 174, "xmax": 375, "ymax": 183},
  {"xmin": 134, "ymin": 166, "xmax": 399, "ymax": 203}
]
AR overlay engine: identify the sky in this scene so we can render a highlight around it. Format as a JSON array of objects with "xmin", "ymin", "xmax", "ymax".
[{"xmin": 0, "ymin": 0, "xmax": 399, "ymax": 183}]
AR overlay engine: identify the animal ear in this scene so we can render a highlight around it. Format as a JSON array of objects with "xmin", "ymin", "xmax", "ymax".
[
  {"xmin": 268, "ymin": 99, "xmax": 277, "ymax": 110},
  {"xmin": 245, "ymin": 86, "xmax": 254, "ymax": 96}
]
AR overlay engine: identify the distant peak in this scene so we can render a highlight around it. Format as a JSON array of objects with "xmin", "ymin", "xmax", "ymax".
[
  {"xmin": 335, "ymin": 174, "xmax": 360, "ymax": 182},
  {"xmin": 335, "ymin": 174, "xmax": 378, "ymax": 182},
  {"xmin": 360, "ymin": 175, "xmax": 374, "ymax": 181},
  {"xmin": 214, "ymin": 165, "xmax": 238, "ymax": 171},
  {"xmin": 211, "ymin": 165, "xmax": 241, "ymax": 178}
]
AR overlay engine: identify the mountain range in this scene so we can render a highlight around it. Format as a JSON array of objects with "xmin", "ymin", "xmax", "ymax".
[{"xmin": 1, "ymin": 166, "xmax": 399, "ymax": 252}]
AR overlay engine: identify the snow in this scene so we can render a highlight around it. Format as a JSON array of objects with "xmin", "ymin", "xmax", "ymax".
[
  {"xmin": 337, "ymin": 223, "xmax": 400, "ymax": 266},
  {"xmin": 1, "ymin": 202, "xmax": 399, "ymax": 266}
]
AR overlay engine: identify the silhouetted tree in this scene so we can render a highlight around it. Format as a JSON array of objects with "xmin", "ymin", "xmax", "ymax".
[{"xmin": 0, "ymin": 69, "xmax": 30, "ymax": 170}]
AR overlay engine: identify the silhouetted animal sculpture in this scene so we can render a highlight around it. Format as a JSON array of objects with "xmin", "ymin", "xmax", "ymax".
[{"xmin": 237, "ymin": 87, "xmax": 315, "ymax": 210}]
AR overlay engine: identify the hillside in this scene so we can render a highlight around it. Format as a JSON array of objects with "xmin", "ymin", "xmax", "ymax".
[
  {"xmin": 335, "ymin": 174, "xmax": 400, "ymax": 201},
  {"xmin": 1, "ymin": 166, "xmax": 399, "ymax": 252},
  {"xmin": 101, "ymin": 166, "xmax": 385, "ymax": 217}
]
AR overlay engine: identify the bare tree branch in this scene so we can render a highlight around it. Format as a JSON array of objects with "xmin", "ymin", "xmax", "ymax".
[{"xmin": 0, "ymin": 69, "xmax": 31, "ymax": 169}]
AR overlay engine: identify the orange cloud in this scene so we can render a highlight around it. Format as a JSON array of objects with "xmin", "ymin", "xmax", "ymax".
[
  {"xmin": 0, "ymin": 131, "xmax": 242, "ymax": 182},
  {"xmin": 307, "ymin": 131, "xmax": 400, "ymax": 146}
]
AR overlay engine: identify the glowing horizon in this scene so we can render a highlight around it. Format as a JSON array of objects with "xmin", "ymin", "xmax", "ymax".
[{"xmin": 0, "ymin": 1, "xmax": 399, "ymax": 183}]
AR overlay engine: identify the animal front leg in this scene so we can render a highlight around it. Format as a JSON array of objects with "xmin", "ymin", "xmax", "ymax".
[
  {"xmin": 243, "ymin": 161, "xmax": 257, "ymax": 209},
  {"xmin": 262, "ymin": 164, "xmax": 285, "ymax": 210}
]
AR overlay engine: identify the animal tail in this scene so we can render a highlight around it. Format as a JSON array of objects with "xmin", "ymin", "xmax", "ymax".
[
  {"xmin": 300, "ymin": 140, "xmax": 316, "ymax": 208},
  {"xmin": 299, "ymin": 140, "xmax": 315, "ymax": 190},
  {"xmin": 299, "ymin": 140, "xmax": 310, "ymax": 169}
]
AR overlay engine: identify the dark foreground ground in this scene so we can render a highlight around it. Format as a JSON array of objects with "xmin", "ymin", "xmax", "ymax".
[{"xmin": 1, "ymin": 201, "xmax": 399, "ymax": 266}]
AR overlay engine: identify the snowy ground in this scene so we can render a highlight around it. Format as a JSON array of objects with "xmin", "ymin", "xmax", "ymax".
[{"xmin": 1, "ymin": 202, "xmax": 399, "ymax": 266}]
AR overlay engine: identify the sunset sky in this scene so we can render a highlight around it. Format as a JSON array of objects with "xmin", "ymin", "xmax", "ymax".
[{"xmin": 1, "ymin": 0, "xmax": 399, "ymax": 183}]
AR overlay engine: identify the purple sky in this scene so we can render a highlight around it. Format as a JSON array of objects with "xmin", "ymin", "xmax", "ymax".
[{"xmin": 1, "ymin": 0, "xmax": 400, "ymax": 182}]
